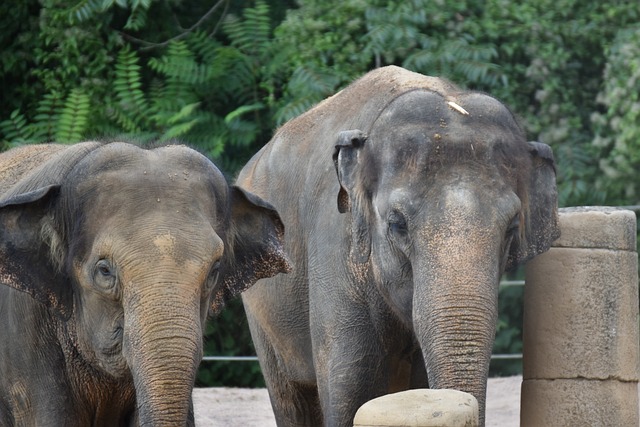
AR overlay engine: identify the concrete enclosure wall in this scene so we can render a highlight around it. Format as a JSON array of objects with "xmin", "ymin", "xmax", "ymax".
[{"xmin": 522, "ymin": 207, "xmax": 640, "ymax": 426}]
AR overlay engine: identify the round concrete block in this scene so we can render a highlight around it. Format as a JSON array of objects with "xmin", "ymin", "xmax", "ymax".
[
  {"xmin": 554, "ymin": 207, "xmax": 636, "ymax": 250},
  {"xmin": 524, "ymin": 247, "xmax": 640, "ymax": 380},
  {"xmin": 521, "ymin": 379, "xmax": 639, "ymax": 427},
  {"xmin": 353, "ymin": 389, "xmax": 478, "ymax": 427}
]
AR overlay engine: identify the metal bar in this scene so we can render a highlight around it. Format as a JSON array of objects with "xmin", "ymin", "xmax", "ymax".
[
  {"xmin": 202, "ymin": 354, "xmax": 523, "ymax": 362},
  {"xmin": 499, "ymin": 280, "xmax": 525, "ymax": 286},
  {"xmin": 618, "ymin": 205, "xmax": 640, "ymax": 211},
  {"xmin": 490, "ymin": 353, "xmax": 523, "ymax": 360},
  {"xmin": 202, "ymin": 356, "xmax": 259, "ymax": 362}
]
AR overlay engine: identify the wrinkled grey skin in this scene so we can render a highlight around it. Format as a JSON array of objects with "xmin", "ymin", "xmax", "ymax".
[
  {"xmin": 0, "ymin": 142, "xmax": 290, "ymax": 426},
  {"xmin": 239, "ymin": 66, "xmax": 559, "ymax": 427}
]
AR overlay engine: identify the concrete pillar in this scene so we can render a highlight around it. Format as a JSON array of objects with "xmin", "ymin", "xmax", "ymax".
[
  {"xmin": 522, "ymin": 207, "xmax": 640, "ymax": 426},
  {"xmin": 353, "ymin": 389, "xmax": 478, "ymax": 427}
]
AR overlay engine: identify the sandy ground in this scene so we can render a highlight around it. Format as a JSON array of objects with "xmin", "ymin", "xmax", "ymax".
[{"xmin": 193, "ymin": 375, "xmax": 522, "ymax": 426}]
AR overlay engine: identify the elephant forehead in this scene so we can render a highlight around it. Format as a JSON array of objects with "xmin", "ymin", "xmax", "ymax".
[
  {"xmin": 153, "ymin": 232, "xmax": 176, "ymax": 255},
  {"xmin": 150, "ymin": 229, "xmax": 224, "ymax": 261},
  {"xmin": 375, "ymin": 88, "xmax": 520, "ymax": 129},
  {"xmin": 70, "ymin": 143, "xmax": 227, "ymax": 207},
  {"xmin": 89, "ymin": 219, "xmax": 223, "ymax": 273},
  {"xmin": 370, "ymin": 89, "xmax": 527, "ymax": 162},
  {"xmin": 73, "ymin": 164, "xmax": 223, "ymax": 225}
]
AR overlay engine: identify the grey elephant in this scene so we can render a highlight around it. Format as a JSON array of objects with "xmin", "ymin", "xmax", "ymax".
[
  {"xmin": 239, "ymin": 66, "xmax": 559, "ymax": 426},
  {"xmin": 0, "ymin": 142, "xmax": 290, "ymax": 426}
]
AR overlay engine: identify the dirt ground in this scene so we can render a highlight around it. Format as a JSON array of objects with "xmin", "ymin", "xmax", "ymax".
[{"xmin": 193, "ymin": 375, "xmax": 522, "ymax": 426}]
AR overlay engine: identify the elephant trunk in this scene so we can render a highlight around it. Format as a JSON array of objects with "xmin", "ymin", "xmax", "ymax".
[
  {"xmin": 415, "ymin": 291, "xmax": 497, "ymax": 424},
  {"xmin": 123, "ymin": 282, "xmax": 203, "ymax": 426},
  {"xmin": 413, "ymin": 226, "xmax": 501, "ymax": 426}
]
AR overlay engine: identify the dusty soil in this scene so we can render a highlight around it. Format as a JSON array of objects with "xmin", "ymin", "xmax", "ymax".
[{"xmin": 193, "ymin": 375, "xmax": 522, "ymax": 426}]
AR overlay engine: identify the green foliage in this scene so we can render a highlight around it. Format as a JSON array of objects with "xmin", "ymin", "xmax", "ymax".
[
  {"xmin": 33, "ymin": 91, "xmax": 66, "ymax": 142},
  {"xmin": 0, "ymin": 88, "xmax": 90, "ymax": 146},
  {"xmin": 365, "ymin": 0, "xmax": 501, "ymax": 86},
  {"xmin": 592, "ymin": 25, "xmax": 640, "ymax": 205},
  {"xmin": 0, "ymin": 0, "xmax": 286, "ymax": 172},
  {"xmin": 71, "ymin": 0, "xmax": 152, "ymax": 30},
  {"xmin": 0, "ymin": 110, "xmax": 31, "ymax": 146},
  {"xmin": 481, "ymin": 0, "xmax": 639, "ymax": 206},
  {"xmin": 273, "ymin": 0, "xmax": 503, "ymax": 124}
]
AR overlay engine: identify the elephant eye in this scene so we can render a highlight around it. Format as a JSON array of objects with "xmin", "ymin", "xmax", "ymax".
[
  {"xmin": 388, "ymin": 210, "xmax": 408, "ymax": 236},
  {"xmin": 204, "ymin": 260, "xmax": 221, "ymax": 294},
  {"xmin": 97, "ymin": 260, "xmax": 112, "ymax": 276},
  {"xmin": 93, "ymin": 259, "xmax": 117, "ymax": 292},
  {"xmin": 506, "ymin": 214, "xmax": 520, "ymax": 238}
]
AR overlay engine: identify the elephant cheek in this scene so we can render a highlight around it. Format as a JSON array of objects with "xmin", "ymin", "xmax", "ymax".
[{"xmin": 122, "ymin": 285, "xmax": 203, "ymax": 426}]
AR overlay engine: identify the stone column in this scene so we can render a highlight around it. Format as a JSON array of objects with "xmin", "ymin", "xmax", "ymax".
[{"xmin": 521, "ymin": 207, "xmax": 640, "ymax": 426}]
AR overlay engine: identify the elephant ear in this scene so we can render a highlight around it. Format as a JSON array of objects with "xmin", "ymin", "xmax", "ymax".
[
  {"xmin": 332, "ymin": 129, "xmax": 372, "ymax": 264},
  {"xmin": 211, "ymin": 186, "xmax": 291, "ymax": 315},
  {"xmin": 0, "ymin": 185, "xmax": 72, "ymax": 319},
  {"xmin": 506, "ymin": 141, "xmax": 560, "ymax": 270}
]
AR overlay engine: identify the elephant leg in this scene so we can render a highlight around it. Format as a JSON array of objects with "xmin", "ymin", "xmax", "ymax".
[
  {"xmin": 388, "ymin": 354, "xmax": 413, "ymax": 393},
  {"xmin": 313, "ymin": 320, "xmax": 390, "ymax": 427},
  {"xmin": 245, "ymin": 311, "xmax": 320, "ymax": 426},
  {"xmin": 409, "ymin": 350, "xmax": 429, "ymax": 389},
  {"xmin": 318, "ymin": 348, "xmax": 389, "ymax": 426},
  {"xmin": 270, "ymin": 377, "xmax": 322, "ymax": 426}
]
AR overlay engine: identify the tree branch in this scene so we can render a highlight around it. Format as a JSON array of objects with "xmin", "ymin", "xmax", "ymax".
[{"xmin": 120, "ymin": 0, "xmax": 229, "ymax": 51}]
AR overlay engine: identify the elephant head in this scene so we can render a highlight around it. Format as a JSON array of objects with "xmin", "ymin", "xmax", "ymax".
[
  {"xmin": 333, "ymin": 90, "xmax": 559, "ymax": 423},
  {"xmin": 0, "ymin": 142, "xmax": 289, "ymax": 425}
]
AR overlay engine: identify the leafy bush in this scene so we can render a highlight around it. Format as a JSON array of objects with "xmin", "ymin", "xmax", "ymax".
[
  {"xmin": 592, "ymin": 25, "xmax": 640, "ymax": 205},
  {"xmin": 0, "ymin": 0, "xmax": 286, "ymax": 171}
]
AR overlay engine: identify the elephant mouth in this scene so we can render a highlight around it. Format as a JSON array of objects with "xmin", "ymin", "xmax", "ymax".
[
  {"xmin": 102, "ymin": 327, "xmax": 123, "ymax": 357},
  {"xmin": 96, "ymin": 324, "xmax": 126, "ymax": 373},
  {"xmin": 111, "ymin": 325, "xmax": 123, "ymax": 344}
]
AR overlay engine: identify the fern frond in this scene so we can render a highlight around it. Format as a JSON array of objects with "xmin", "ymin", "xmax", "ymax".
[
  {"xmin": 114, "ymin": 46, "xmax": 149, "ymax": 127},
  {"xmin": 274, "ymin": 65, "xmax": 341, "ymax": 125},
  {"xmin": 158, "ymin": 119, "xmax": 200, "ymax": 142},
  {"xmin": 274, "ymin": 96, "xmax": 317, "ymax": 126},
  {"xmin": 0, "ymin": 109, "xmax": 33, "ymax": 144},
  {"xmin": 124, "ymin": 5, "xmax": 148, "ymax": 31},
  {"xmin": 55, "ymin": 88, "xmax": 91, "ymax": 143},
  {"xmin": 68, "ymin": 0, "xmax": 104, "ymax": 24},
  {"xmin": 224, "ymin": 117, "xmax": 259, "ymax": 147},
  {"xmin": 150, "ymin": 39, "xmax": 228, "ymax": 89},
  {"xmin": 32, "ymin": 90, "xmax": 65, "ymax": 142},
  {"xmin": 209, "ymin": 46, "xmax": 254, "ymax": 89},
  {"xmin": 181, "ymin": 115, "xmax": 226, "ymax": 155},
  {"xmin": 188, "ymin": 31, "xmax": 221, "ymax": 65},
  {"xmin": 288, "ymin": 66, "xmax": 341, "ymax": 95},
  {"xmin": 148, "ymin": 41, "xmax": 195, "ymax": 77},
  {"xmin": 224, "ymin": 103, "xmax": 264, "ymax": 124},
  {"xmin": 224, "ymin": 0, "xmax": 272, "ymax": 56},
  {"xmin": 166, "ymin": 102, "xmax": 201, "ymax": 125},
  {"xmin": 108, "ymin": 105, "xmax": 143, "ymax": 134}
]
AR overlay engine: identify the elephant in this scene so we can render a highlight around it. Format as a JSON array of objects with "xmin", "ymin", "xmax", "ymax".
[
  {"xmin": 238, "ymin": 66, "xmax": 559, "ymax": 426},
  {"xmin": 0, "ymin": 141, "xmax": 290, "ymax": 426}
]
